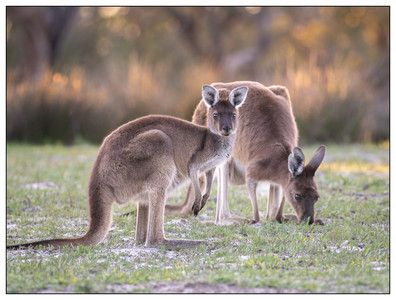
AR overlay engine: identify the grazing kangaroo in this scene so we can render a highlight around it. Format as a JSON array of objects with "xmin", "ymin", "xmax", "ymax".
[
  {"xmin": 7, "ymin": 85, "xmax": 248, "ymax": 250},
  {"xmin": 167, "ymin": 81, "xmax": 325, "ymax": 225}
]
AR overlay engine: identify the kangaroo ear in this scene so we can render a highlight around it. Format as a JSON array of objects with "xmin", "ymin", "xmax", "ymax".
[
  {"xmin": 288, "ymin": 147, "xmax": 305, "ymax": 178},
  {"xmin": 268, "ymin": 85, "xmax": 290, "ymax": 101},
  {"xmin": 306, "ymin": 145, "xmax": 326, "ymax": 174},
  {"xmin": 229, "ymin": 86, "xmax": 248, "ymax": 108},
  {"xmin": 202, "ymin": 85, "xmax": 219, "ymax": 108}
]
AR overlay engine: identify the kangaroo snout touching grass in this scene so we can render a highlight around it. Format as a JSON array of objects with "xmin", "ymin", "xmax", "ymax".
[
  {"xmin": 171, "ymin": 81, "xmax": 325, "ymax": 226},
  {"xmin": 7, "ymin": 85, "xmax": 248, "ymax": 250}
]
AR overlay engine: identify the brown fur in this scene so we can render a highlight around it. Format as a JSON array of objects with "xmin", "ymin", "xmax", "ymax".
[
  {"xmin": 169, "ymin": 81, "xmax": 325, "ymax": 225},
  {"xmin": 7, "ymin": 85, "xmax": 248, "ymax": 250}
]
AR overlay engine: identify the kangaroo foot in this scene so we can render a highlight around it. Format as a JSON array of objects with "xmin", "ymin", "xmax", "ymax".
[
  {"xmin": 192, "ymin": 202, "xmax": 200, "ymax": 216},
  {"xmin": 216, "ymin": 216, "xmax": 251, "ymax": 226},
  {"xmin": 248, "ymin": 218, "xmax": 260, "ymax": 225},
  {"xmin": 165, "ymin": 204, "xmax": 193, "ymax": 216}
]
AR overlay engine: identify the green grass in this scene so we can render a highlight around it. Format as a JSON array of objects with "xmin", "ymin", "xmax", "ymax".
[{"xmin": 6, "ymin": 143, "xmax": 389, "ymax": 293}]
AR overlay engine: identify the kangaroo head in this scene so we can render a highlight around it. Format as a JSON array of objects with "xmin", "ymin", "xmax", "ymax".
[
  {"xmin": 285, "ymin": 145, "xmax": 326, "ymax": 225},
  {"xmin": 202, "ymin": 85, "xmax": 248, "ymax": 137}
]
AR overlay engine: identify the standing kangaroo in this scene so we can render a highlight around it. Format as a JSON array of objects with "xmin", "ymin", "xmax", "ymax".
[
  {"xmin": 166, "ymin": 81, "xmax": 325, "ymax": 225},
  {"xmin": 7, "ymin": 85, "xmax": 248, "ymax": 250}
]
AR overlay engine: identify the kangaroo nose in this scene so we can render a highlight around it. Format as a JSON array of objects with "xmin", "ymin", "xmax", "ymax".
[{"xmin": 222, "ymin": 126, "xmax": 231, "ymax": 134}]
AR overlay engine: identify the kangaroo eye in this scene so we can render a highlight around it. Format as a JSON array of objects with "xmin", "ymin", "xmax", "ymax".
[
  {"xmin": 232, "ymin": 113, "xmax": 236, "ymax": 119},
  {"xmin": 213, "ymin": 113, "xmax": 219, "ymax": 119},
  {"xmin": 295, "ymin": 194, "xmax": 302, "ymax": 201}
]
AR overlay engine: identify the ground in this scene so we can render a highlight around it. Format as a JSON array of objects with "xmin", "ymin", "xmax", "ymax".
[{"xmin": 6, "ymin": 142, "xmax": 389, "ymax": 293}]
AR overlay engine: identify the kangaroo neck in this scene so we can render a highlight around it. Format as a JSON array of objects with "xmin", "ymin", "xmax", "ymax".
[
  {"xmin": 210, "ymin": 131, "xmax": 235, "ymax": 153},
  {"xmin": 278, "ymin": 148, "xmax": 295, "ymax": 188}
]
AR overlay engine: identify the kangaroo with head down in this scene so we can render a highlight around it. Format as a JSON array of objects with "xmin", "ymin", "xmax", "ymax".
[
  {"xmin": 166, "ymin": 81, "xmax": 325, "ymax": 225},
  {"xmin": 7, "ymin": 85, "xmax": 248, "ymax": 250}
]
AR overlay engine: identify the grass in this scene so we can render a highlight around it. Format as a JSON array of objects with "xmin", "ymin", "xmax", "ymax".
[{"xmin": 6, "ymin": 142, "xmax": 389, "ymax": 293}]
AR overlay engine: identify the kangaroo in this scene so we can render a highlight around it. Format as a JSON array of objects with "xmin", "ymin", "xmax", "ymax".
[
  {"xmin": 167, "ymin": 81, "xmax": 325, "ymax": 225},
  {"xmin": 7, "ymin": 85, "xmax": 248, "ymax": 250}
]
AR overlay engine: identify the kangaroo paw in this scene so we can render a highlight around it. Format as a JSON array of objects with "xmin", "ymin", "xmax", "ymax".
[
  {"xmin": 313, "ymin": 218, "xmax": 325, "ymax": 225},
  {"xmin": 216, "ymin": 216, "xmax": 251, "ymax": 225},
  {"xmin": 200, "ymin": 193, "xmax": 210, "ymax": 211},
  {"xmin": 192, "ymin": 202, "xmax": 200, "ymax": 216},
  {"xmin": 193, "ymin": 194, "xmax": 209, "ymax": 216}
]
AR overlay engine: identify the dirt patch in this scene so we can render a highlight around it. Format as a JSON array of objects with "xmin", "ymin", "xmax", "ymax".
[{"xmin": 107, "ymin": 281, "xmax": 304, "ymax": 293}]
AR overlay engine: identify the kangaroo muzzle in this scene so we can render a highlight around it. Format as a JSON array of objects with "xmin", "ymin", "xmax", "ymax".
[{"xmin": 221, "ymin": 125, "xmax": 232, "ymax": 136}]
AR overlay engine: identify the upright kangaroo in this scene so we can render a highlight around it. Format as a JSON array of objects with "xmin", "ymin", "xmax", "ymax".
[
  {"xmin": 7, "ymin": 85, "xmax": 248, "ymax": 249},
  {"xmin": 167, "ymin": 81, "xmax": 325, "ymax": 225}
]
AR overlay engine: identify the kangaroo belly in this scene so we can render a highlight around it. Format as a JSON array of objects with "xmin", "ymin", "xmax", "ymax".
[
  {"xmin": 198, "ymin": 137, "xmax": 234, "ymax": 174},
  {"xmin": 199, "ymin": 153, "xmax": 228, "ymax": 174},
  {"xmin": 228, "ymin": 158, "xmax": 246, "ymax": 185},
  {"xmin": 169, "ymin": 172, "xmax": 188, "ymax": 190}
]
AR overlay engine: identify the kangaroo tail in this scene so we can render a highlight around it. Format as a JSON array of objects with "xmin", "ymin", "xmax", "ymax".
[
  {"xmin": 7, "ymin": 184, "xmax": 114, "ymax": 250},
  {"xmin": 7, "ymin": 237, "xmax": 90, "ymax": 250}
]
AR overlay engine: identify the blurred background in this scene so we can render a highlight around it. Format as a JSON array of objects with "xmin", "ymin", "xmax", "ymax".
[{"xmin": 6, "ymin": 6, "xmax": 389, "ymax": 145}]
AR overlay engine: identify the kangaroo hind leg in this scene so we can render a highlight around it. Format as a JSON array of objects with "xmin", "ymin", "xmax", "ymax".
[
  {"xmin": 247, "ymin": 178, "xmax": 260, "ymax": 223},
  {"xmin": 215, "ymin": 162, "xmax": 249, "ymax": 225},
  {"xmin": 266, "ymin": 184, "xmax": 284, "ymax": 222},
  {"xmin": 135, "ymin": 201, "xmax": 149, "ymax": 244},
  {"xmin": 145, "ymin": 188, "xmax": 167, "ymax": 247},
  {"xmin": 145, "ymin": 187, "xmax": 204, "ymax": 248}
]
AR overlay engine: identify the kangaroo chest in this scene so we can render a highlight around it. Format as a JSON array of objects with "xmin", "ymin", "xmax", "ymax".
[{"xmin": 198, "ymin": 138, "xmax": 233, "ymax": 173}]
